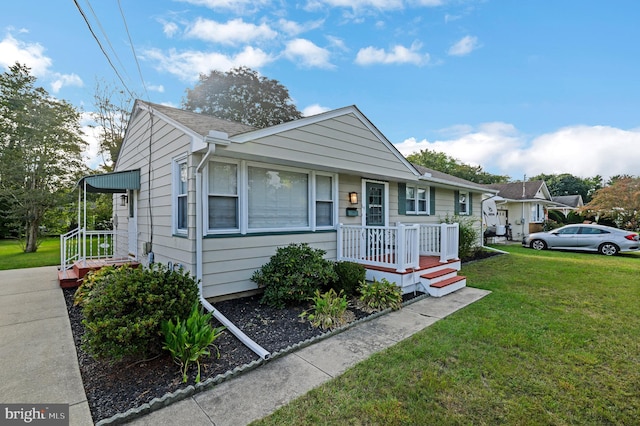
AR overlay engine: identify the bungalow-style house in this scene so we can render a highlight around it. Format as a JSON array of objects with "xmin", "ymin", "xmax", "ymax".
[
  {"xmin": 60, "ymin": 101, "xmax": 497, "ymax": 303},
  {"xmin": 549, "ymin": 194, "xmax": 584, "ymax": 217},
  {"xmin": 483, "ymin": 180, "xmax": 558, "ymax": 241}
]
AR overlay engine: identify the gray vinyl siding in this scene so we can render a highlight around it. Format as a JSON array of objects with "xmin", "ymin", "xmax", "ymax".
[
  {"xmin": 201, "ymin": 232, "xmax": 337, "ymax": 299},
  {"xmin": 221, "ymin": 114, "xmax": 417, "ymax": 182},
  {"xmin": 115, "ymin": 108, "xmax": 196, "ymax": 273}
]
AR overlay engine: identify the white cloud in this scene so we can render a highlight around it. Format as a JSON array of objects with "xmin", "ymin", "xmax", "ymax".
[
  {"xmin": 302, "ymin": 103, "xmax": 331, "ymax": 116},
  {"xmin": 394, "ymin": 123, "xmax": 640, "ymax": 181},
  {"xmin": 355, "ymin": 41, "xmax": 430, "ymax": 66},
  {"xmin": 162, "ymin": 22, "xmax": 180, "ymax": 38},
  {"xmin": 142, "ymin": 46, "xmax": 275, "ymax": 81},
  {"xmin": 79, "ymin": 112, "xmax": 103, "ymax": 170},
  {"xmin": 283, "ymin": 38, "xmax": 334, "ymax": 69},
  {"xmin": 448, "ymin": 35, "xmax": 480, "ymax": 56},
  {"xmin": 185, "ymin": 18, "xmax": 277, "ymax": 45},
  {"xmin": 147, "ymin": 84, "xmax": 165, "ymax": 93},
  {"xmin": 0, "ymin": 33, "xmax": 52, "ymax": 76},
  {"xmin": 278, "ymin": 18, "xmax": 324, "ymax": 36},
  {"xmin": 50, "ymin": 73, "xmax": 83, "ymax": 93},
  {"xmin": 177, "ymin": 0, "xmax": 271, "ymax": 12}
]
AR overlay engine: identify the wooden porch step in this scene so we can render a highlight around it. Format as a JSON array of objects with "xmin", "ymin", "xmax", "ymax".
[
  {"xmin": 420, "ymin": 267, "xmax": 458, "ymax": 284},
  {"xmin": 58, "ymin": 259, "xmax": 140, "ymax": 288},
  {"xmin": 427, "ymin": 275, "xmax": 467, "ymax": 298},
  {"xmin": 58, "ymin": 269, "xmax": 81, "ymax": 289}
]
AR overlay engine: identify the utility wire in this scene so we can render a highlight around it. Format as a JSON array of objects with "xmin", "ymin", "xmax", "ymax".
[
  {"xmin": 118, "ymin": 0, "xmax": 150, "ymax": 102},
  {"xmin": 72, "ymin": 0, "xmax": 135, "ymax": 99}
]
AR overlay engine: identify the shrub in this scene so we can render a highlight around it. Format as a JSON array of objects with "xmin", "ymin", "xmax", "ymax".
[
  {"xmin": 78, "ymin": 263, "xmax": 199, "ymax": 360},
  {"xmin": 162, "ymin": 303, "xmax": 226, "ymax": 383},
  {"xmin": 358, "ymin": 278, "xmax": 403, "ymax": 313},
  {"xmin": 251, "ymin": 243, "xmax": 338, "ymax": 308},
  {"xmin": 300, "ymin": 289, "xmax": 351, "ymax": 331},
  {"xmin": 73, "ymin": 265, "xmax": 118, "ymax": 307},
  {"xmin": 331, "ymin": 261, "xmax": 366, "ymax": 297},
  {"xmin": 441, "ymin": 214, "xmax": 480, "ymax": 260}
]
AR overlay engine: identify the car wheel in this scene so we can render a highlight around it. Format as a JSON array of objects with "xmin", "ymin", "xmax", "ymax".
[
  {"xmin": 599, "ymin": 243, "xmax": 619, "ymax": 256},
  {"xmin": 531, "ymin": 239, "xmax": 546, "ymax": 251}
]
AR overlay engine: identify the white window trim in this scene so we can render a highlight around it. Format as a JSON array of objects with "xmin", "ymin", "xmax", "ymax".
[
  {"xmin": 458, "ymin": 191, "xmax": 469, "ymax": 216},
  {"xmin": 206, "ymin": 159, "xmax": 339, "ymax": 235},
  {"xmin": 406, "ymin": 185, "xmax": 430, "ymax": 215},
  {"xmin": 531, "ymin": 203, "xmax": 544, "ymax": 223},
  {"xmin": 172, "ymin": 154, "xmax": 188, "ymax": 235}
]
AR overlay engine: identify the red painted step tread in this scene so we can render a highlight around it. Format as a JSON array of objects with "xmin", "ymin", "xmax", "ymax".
[
  {"xmin": 420, "ymin": 268, "xmax": 457, "ymax": 280},
  {"xmin": 430, "ymin": 275, "xmax": 466, "ymax": 289}
]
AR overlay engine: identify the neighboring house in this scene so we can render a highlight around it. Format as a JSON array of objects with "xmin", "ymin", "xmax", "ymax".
[
  {"xmin": 63, "ymin": 101, "xmax": 496, "ymax": 300},
  {"xmin": 483, "ymin": 180, "xmax": 558, "ymax": 241},
  {"xmin": 550, "ymin": 195, "xmax": 584, "ymax": 217}
]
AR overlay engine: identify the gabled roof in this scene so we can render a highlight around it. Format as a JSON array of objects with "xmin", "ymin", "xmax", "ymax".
[
  {"xmin": 552, "ymin": 195, "xmax": 584, "ymax": 208},
  {"xmin": 484, "ymin": 180, "xmax": 551, "ymax": 201},
  {"xmin": 411, "ymin": 164, "xmax": 498, "ymax": 193}
]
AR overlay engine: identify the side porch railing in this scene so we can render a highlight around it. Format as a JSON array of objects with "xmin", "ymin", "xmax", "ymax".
[
  {"xmin": 60, "ymin": 228, "xmax": 128, "ymax": 277},
  {"xmin": 337, "ymin": 223, "xmax": 459, "ymax": 272}
]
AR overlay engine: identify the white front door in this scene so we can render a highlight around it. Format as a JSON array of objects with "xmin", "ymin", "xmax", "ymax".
[{"xmin": 127, "ymin": 190, "xmax": 137, "ymax": 259}]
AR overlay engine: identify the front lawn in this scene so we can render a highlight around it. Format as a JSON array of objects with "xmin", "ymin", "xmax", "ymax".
[
  {"xmin": 254, "ymin": 245, "xmax": 640, "ymax": 425},
  {"xmin": 0, "ymin": 237, "xmax": 60, "ymax": 270}
]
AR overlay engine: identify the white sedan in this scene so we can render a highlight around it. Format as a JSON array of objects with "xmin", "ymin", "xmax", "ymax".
[{"xmin": 522, "ymin": 223, "xmax": 640, "ymax": 255}]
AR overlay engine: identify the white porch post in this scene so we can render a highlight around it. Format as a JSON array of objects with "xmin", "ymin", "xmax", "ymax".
[
  {"xmin": 336, "ymin": 223, "xmax": 344, "ymax": 262},
  {"xmin": 439, "ymin": 222, "xmax": 448, "ymax": 263},
  {"xmin": 83, "ymin": 181, "xmax": 87, "ymax": 267},
  {"xmin": 396, "ymin": 224, "xmax": 406, "ymax": 273}
]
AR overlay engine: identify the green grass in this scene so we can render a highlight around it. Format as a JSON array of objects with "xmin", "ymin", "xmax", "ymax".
[
  {"xmin": 253, "ymin": 246, "xmax": 640, "ymax": 425},
  {"xmin": 0, "ymin": 237, "xmax": 60, "ymax": 270}
]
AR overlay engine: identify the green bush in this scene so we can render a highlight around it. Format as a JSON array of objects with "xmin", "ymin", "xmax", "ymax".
[
  {"xmin": 77, "ymin": 263, "xmax": 199, "ymax": 360},
  {"xmin": 331, "ymin": 261, "xmax": 366, "ymax": 297},
  {"xmin": 358, "ymin": 278, "xmax": 403, "ymax": 313},
  {"xmin": 162, "ymin": 303, "xmax": 226, "ymax": 383},
  {"xmin": 442, "ymin": 214, "xmax": 480, "ymax": 260},
  {"xmin": 251, "ymin": 243, "xmax": 338, "ymax": 308},
  {"xmin": 300, "ymin": 288, "xmax": 351, "ymax": 331}
]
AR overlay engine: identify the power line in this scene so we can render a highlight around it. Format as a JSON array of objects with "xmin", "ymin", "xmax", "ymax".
[
  {"xmin": 118, "ymin": 0, "xmax": 149, "ymax": 101},
  {"xmin": 72, "ymin": 0, "xmax": 135, "ymax": 99}
]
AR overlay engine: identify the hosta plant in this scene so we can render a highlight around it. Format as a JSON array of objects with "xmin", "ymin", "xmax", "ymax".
[
  {"xmin": 300, "ymin": 288, "xmax": 352, "ymax": 331},
  {"xmin": 161, "ymin": 303, "xmax": 226, "ymax": 383},
  {"xmin": 358, "ymin": 278, "xmax": 403, "ymax": 313}
]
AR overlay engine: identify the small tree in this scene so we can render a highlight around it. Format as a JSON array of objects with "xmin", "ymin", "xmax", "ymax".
[
  {"xmin": 579, "ymin": 177, "xmax": 640, "ymax": 231},
  {"xmin": 0, "ymin": 63, "xmax": 86, "ymax": 252},
  {"xmin": 183, "ymin": 66, "xmax": 303, "ymax": 128}
]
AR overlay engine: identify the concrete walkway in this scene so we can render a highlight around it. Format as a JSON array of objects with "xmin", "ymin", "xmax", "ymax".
[
  {"xmin": 0, "ymin": 266, "xmax": 490, "ymax": 426},
  {"xmin": 0, "ymin": 266, "xmax": 93, "ymax": 426}
]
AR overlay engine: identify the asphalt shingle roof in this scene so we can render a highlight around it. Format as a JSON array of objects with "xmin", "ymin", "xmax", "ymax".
[{"xmin": 484, "ymin": 180, "xmax": 546, "ymax": 200}]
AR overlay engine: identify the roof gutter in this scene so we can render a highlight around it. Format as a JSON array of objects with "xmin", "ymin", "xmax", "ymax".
[
  {"xmin": 418, "ymin": 175, "xmax": 499, "ymax": 194},
  {"xmin": 195, "ymin": 139, "xmax": 270, "ymax": 361}
]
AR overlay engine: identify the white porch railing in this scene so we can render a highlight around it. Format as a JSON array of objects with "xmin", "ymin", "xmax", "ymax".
[
  {"xmin": 60, "ymin": 228, "xmax": 129, "ymax": 277},
  {"xmin": 337, "ymin": 223, "xmax": 459, "ymax": 272}
]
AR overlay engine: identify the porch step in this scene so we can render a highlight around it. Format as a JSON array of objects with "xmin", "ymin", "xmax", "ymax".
[
  {"xmin": 58, "ymin": 259, "xmax": 140, "ymax": 288},
  {"xmin": 426, "ymin": 275, "xmax": 467, "ymax": 298},
  {"xmin": 419, "ymin": 268, "xmax": 458, "ymax": 286}
]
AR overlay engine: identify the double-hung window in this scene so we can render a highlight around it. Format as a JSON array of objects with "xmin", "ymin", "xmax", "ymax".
[
  {"xmin": 173, "ymin": 157, "xmax": 188, "ymax": 234},
  {"xmin": 531, "ymin": 203, "xmax": 544, "ymax": 223},
  {"xmin": 458, "ymin": 191, "xmax": 469, "ymax": 215},
  {"xmin": 405, "ymin": 185, "xmax": 429, "ymax": 214},
  {"xmin": 208, "ymin": 162, "xmax": 239, "ymax": 230}
]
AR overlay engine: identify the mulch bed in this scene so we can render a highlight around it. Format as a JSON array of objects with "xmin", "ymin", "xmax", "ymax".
[{"xmin": 64, "ymin": 250, "xmax": 501, "ymax": 423}]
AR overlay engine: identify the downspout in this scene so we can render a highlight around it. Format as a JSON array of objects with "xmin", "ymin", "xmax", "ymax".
[{"xmin": 195, "ymin": 144, "xmax": 271, "ymax": 360}]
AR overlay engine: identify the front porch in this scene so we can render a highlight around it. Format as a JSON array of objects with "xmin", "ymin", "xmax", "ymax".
[{"xmin": 337, "ymin": 223, "xmax": 467, "ymax": 297}]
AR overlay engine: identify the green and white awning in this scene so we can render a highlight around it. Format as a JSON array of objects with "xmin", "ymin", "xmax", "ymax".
[{"xmin": 78, "ymin": 170, "xmax": 140, "ymax": 193}]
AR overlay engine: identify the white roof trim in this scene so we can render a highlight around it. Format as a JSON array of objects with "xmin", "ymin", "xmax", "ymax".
[{"xmin": 229, "ymin": 105, "xmax": 421, "ymax": 177}]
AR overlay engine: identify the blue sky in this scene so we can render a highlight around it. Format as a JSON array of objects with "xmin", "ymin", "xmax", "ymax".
[{"xmin": 2, "ymin": 0, "xmax": 639, "ymax": 181}]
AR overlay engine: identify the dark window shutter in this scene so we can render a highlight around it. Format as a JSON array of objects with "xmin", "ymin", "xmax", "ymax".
[
  {"xmin": 454, "ymin": 190, "xmax": 460, "ymax": 215},
  {"xmin": 398, "ymin": 182, "xmax": 406, "ymax": 215},
  {"xmin": 469, "ymin": 192, "xmax": 473, "ymax": 215},
  {"xmin": 429, "ymin": 187, "xmax": 436, "ymax": 215}
]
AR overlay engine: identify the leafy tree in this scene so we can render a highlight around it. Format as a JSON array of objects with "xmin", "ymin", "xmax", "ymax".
[
  {"xmin": 0, "ymin": 63, "xmax": 86, "ymax": 252},
  {"xmin": 89, "ymin": 79, "xmax": 133, "ymax": 171},
  {"xmin": 529, "ymin": 173, "xmax": 602, "ymax": 203},
  {"xmin": 407, "ymin": 148, "xmax": 510, "ymax": 184},
  {"xmin": 578, "ymin": 177, "xmax": 640, "ymax": 231},
  {"xmin": 182, "ymin": 66, "xmax": 303, "ymax": 128}
]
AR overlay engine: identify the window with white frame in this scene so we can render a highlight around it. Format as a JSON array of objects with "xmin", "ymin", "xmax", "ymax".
[
  {"xmin": 458, "ymin": 191, "xmax": 469, "ymax": 215},
  {"xmin": 206, "ymin": 161, "xmax": 336, "ymax": 234},
  {"xmin": 405, "ymin": 185, "xmax": 429, "ymax": 214},
  {"xmin": 208, "ymin": 162, "xmax": 238, "ymax": 230},
  {"xmin": 174, "ymin": 158, "xmax": 188, "ymax": 233},
  {"xmin": 315, "ymin": 174, "xmax": 334, "ymax": 227},
  {"xmin": 531, "ymin": 203, "xmax": 544, "ymax": 222}
]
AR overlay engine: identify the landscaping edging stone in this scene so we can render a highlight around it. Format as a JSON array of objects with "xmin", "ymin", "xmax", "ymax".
[{"xmin": 94, "ymin": 294, "xmax": 429, "ymax": 425}]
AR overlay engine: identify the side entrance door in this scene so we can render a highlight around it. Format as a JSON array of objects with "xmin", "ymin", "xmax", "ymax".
[
  {"xmin": 365, "ymin": 182, "xmax": 386, "ymax": 226},
  {"xmin": 127, "ymin": 190, "xmax": 138, "ymax": 259}
]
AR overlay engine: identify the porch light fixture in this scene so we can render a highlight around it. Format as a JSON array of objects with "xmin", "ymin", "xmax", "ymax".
[
  {"xmin": 120, "ymin": 194, "xmax": 128, "ymax": 207},
  {"xmin": 349, "ymin": 192, "xmax": 358, "ymax": 205}
]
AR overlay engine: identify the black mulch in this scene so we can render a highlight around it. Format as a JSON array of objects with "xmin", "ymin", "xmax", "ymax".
[{"xmin": 63, "ymin": 250, "xmax": 501, "ymax": 423}]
